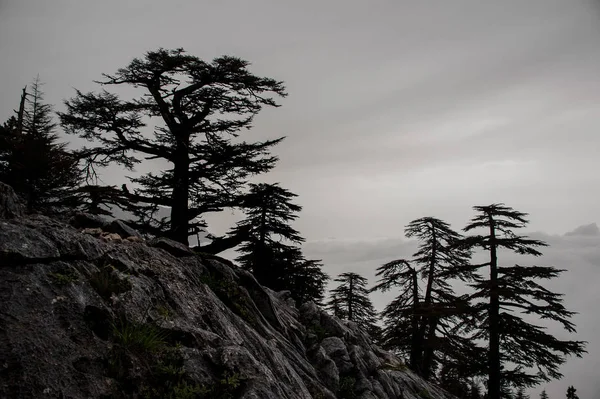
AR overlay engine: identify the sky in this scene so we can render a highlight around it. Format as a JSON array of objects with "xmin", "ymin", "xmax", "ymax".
[{"xmin": 1, "ymin": 0, "xmax": 600, "ymax": 397}]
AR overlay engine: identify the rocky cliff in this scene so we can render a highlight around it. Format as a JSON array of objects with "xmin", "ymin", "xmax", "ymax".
[{"xmin": 0, "ymin": 183, "xmax": 455, "ymax": 399}]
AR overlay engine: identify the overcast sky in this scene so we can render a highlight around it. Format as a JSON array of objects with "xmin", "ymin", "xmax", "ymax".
[{"xmin": 2, "ymin": 0, "xmax": 600, "ymax": 397}]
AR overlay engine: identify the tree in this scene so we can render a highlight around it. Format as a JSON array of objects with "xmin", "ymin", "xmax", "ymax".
[
  {"xmin": 404, "ymin": 217, "xmax": 474, "ymax": 379},
  {"xmin": 60, "ymin": 48, "xmax": 286, "ymax": 244},
  {"xmin": 468, "ymin": 382, "xmax": 484, "ymax": 399},
  {"xmin": 327, "ymin": 272, "xmax": 378, "ymax": 335},
  {"xmin": 516, "ymin": 387, "xmax": 530, "ymax": 399},
  {"xmin": 460, "ymin": 204, "xmax": 587, "ymax": 398},
  {"xmin": 371, "ymin": 217, "xmax": 477, "ymax": 380},
  {"xmin": 540, "ymin": 389, "xmax": 549, "ymax": 399},
  {"xmin": 232, "ymin": 183, "xmax": 327, "ymax": 304},
  {"xmin": 371, "ymin": 258, "xmax": 422, "ymax": 370},
  {"xmin": 327, "ymin": 290, "xmax": 347, "ymax": 319},
  {"xmin": 233, "ymin": 183, "xmax": 303, "ymax": 285},
  {"xmin": 566, "ymin": 386, "xmax": 579, "ymax": 399},
  {"xmin": 0, "ymin": 77, "xmax": 82, "ymax": 213},
  {"xmin": 272, "ymin": 247, "xmax": 329, "ymax": 306}
]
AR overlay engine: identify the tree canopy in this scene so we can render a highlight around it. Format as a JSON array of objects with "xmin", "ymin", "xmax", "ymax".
[
  {"xmin": 60, "ymin": 48, "xmax": 286, "ymax": 244},
  {"xmin": 0, "ymin": 77, "xmax": 82, "ymax": 214},
  {"xmin": 232, "ymin": 183, "xmax": 328, "ymax": 305},
  {"xmin": 327, "ymin": 272, "xmax": 379, "ymax": 336},
  {"xmin": 371, "ymin": 216, "xmax": 478, "ymax": 385},
  {"xmin": 459, "ymin": 204, "xmax": 586, "ymax": 398}
]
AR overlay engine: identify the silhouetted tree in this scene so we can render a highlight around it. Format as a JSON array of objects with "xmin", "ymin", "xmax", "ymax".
[
  {"xmin": 438, "ymin": 362, "xmax": 473, "ymax": 398},
  {"xmin": 372, "ymin": 258, "xmax": 422, "ymax": 370},
  {"xmin": 459, "ymin": 204, "xmax": 587, "ymax": 398},
  {"xmin": 372, "ymin": 217, "xmax": 478, "ymax": 380},
  {"xmin": 0, "ymin": 78, "xmax": 82, "ymax": 213},
  {"xmin": 233, "ymin": 183, "xmax": 303, "ymax": 283},
  {"xmin": 405, "ymin": 216, "xmax": 475, "ymax": 379},
  {"xmin": 232, "ymin": 183, "xmax": 327, "ymax": 304},
  {"xmin": 566, "ymin": 386, "xmax": 578, "ymax": 399},
  {"xmin": 327, "ymin": 272, "xmax": 378, "ymax": 335},
  {"xmin": 73, "ymin": 184, "xmax": 134, "ymax": 217},
  {"xmin": 273, "ymin": 246, "xmax": 329, "ymax": 306},
  {"xmin": 516, "ymin": 387, "xmax": 530, "ymax": 399},
  {"xmin": 327, "ymin": 290, "xmax": 348, "ymax": 319},
  {"xmin": 60, "ymin": 48, "xmax": 286, "ymax": 244},
  {"xmin": 469, "ymin": 382, "xmax": 484, "ymax": 399},
  {"xmin": 540, "ymin": 389, "xmax": 549, "ymax": 399}
]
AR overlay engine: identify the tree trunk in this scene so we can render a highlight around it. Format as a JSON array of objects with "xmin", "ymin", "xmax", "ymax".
[
  {"xmin": 421, "ymin": 317, "xmax": 439, "ymax": 380},
  {"xmin": 16, "ymin": 87, "xmax": 27, "ymax": 135},
  {"xmin": 253, "ymin": 204, "xmax": 268, "ymax": 284},
  {"xmin": 348, "ymin": 276, "xmax": 354, "ymax": 321},
  {"xmin": 418, "ymin": 225, "xmax": 437, "ymax": 378},
  {"xmin": 170, "ymin": 136, "xmax": 190, "ymax": 245},
  {"xmin": 488, "ymin": 216, "xmax": 501, "ymax": 399},
  {"xmin": 410, "ymin": 267, "xmax": 422, "ymax": 373}
]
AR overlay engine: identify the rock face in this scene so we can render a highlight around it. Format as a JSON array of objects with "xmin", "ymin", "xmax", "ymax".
[
  {"xmin": 0, "ymin": 184, "xmax": 454, "ymax": 399},
  {"xmin": 0, "ymin": 182, "xmax": 25, "ymax": 219}
]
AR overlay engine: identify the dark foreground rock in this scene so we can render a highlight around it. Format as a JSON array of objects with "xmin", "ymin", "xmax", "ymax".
[{"xmin": 0, "ymin": 185, "xmax": 454, "ymax": 399}]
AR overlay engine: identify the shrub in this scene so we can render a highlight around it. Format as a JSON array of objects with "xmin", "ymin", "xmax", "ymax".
[
  {"xmin": 90, "ymin": 265, "xmax": 131, "ymax": 299},
  {"xmin": 157, "ymin": 305, "xmax": 171, "ymax": 320},
  {"xmin": 48, "ymin": 267, "xmax": 79, "ymax": 286},
  {"xmin": 111, "ymin": 318, "xmax": 168, "ymax": 354}
]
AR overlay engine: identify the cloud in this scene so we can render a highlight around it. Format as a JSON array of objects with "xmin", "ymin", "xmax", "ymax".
[{"xmin": 565, "ymin": 222, "xmax": 600, "ymax": 237}]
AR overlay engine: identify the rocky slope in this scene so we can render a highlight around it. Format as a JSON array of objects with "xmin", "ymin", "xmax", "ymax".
[{"xmin": 0, "ymin": 182, "xmax": 455, "ymax": 399}]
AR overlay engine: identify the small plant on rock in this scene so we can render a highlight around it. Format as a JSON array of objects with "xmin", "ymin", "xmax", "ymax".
[
  {"xmin": 89, "ymin": 265, "xmax": 131, "ymax": 300},
  {"xmin": 111, "ymin": 318, "xmax": 168, "ymax": 354},
  {"xmin": 48, "ymin": 267, "xmax": 79, "ymax": 286}
]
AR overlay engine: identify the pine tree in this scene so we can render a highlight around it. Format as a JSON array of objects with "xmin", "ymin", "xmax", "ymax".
[
  {"xmin": 327, "ymin": 272, "xmax": 378, "ymax": 335},
  {"xmin": 540, "ymin": 389, "xmax": 549, "ymax": 399},
  {"xmin": 273, "ymin": 247, "xmax": 329, "ymax": 306},
  {"xmin": 233, "ymin": 183, "xmax": 303, "ymax": 285},
  {"xmin": 60, "ymin": 48, "xmax": 286, "ymax": 244},
  {"xmin": 232, "ymin": 183, "xmax": 327, "ymax": 304},
  {"xmin": 372, "ymin": 217, "xmax": 478, "ymax": 379},
  {"xmin": 0, "ymin": 77, "xmax": 82, "ymax": 214},
  {"xmin": 516, "ymin": 387, "xmax": 530, "ymax": 399},
  {"xmin": 327, "ymin": 290, "xmax": 348, "ymax": 319},
  {"xmin": 438, "ymin": 362, "xmax": 473, "ymax": 398},
  {"xmin": 566, "ymin": 385, "xmax": 578, "ymax": 399},
  {"xmin": 405, "ymin": 217, "xmax": 474, "ymax": 379},
  {"xmin": 468, "ymin": 382, "xmax": 484, "ymax": 399},
  {"xmin": 460, "ymin": 204, "xmax": 587, "ymax": 398},
  {"xmin": 371, "ymin": 258, "xmax": 422, "ymax": 370}
]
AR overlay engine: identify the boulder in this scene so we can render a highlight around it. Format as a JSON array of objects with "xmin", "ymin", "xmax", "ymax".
[
  {"xmin": 0, "ymin": 181, "xmax": 25, "ymax": 219},
  {"xmin": 104, "ymin": 219, "xmax": 142, "ymax": 239},
  {"xmin": 148, "ymin": 236, "xmax": 194, "ymax": 257}
]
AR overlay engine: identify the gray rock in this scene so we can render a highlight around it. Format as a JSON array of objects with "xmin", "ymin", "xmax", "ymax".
[
  {"xmin": 148, "ymin": 236, "xmax": 194, "ymax": 257},
  {"xmin": 310, "ymin": 346, "xmax": 339, "ymax": 392},
  {"xmin": 0, "ymin": 212, "xmax": 456, "ymax": 399},
  {"xmin": 105, "ymin": 219, "xmax": 142, "ymax": 239},
  {"xmin": 321, "ymin": 336, "xmax": 354, "ymax": 374},
  {"xmin": 0, "ymin": 182, "xmax": 25, "ymax": 219},
  {"xmin": 68, "ymin": 212, "xmax": 109, "ymax": 229}
]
